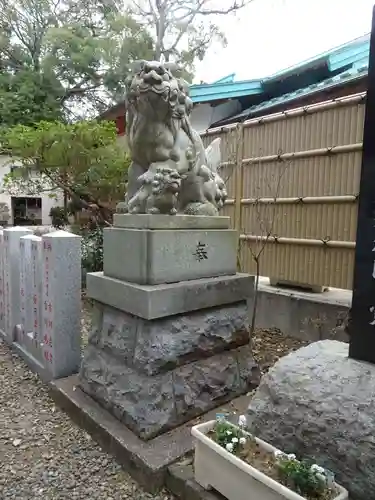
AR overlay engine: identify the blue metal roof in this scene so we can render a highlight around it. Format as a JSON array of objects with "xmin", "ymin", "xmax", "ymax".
[
  {"xmin": 328, "ymin": 35, "xmax": 369, "ymax": 72},
  {"xmin": 189, "ymin": 79, "xmax": 262, "ymax": 103},
  {"xmin": 189, "ymin": 33, "xmax": 370, "ymax": 126},
  {"xmin": 190, "ymin": 34, "xmax": 370, "ymax": 105},
  {"xmin": 104, "ymin": 34, "xmax": 371, "ymax": 119},
  {"xmin": 217, "ymin": 64, "xmax": 368, "ymax": 125},
  {"xmin": 265, "ymin": 34, "xmax": 369, "ymax": 83}
]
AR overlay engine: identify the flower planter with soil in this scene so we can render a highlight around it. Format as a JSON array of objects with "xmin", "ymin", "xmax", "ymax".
[{"xmin": 191, "ymin": 419, "xmax": 348, "ymax": 500}]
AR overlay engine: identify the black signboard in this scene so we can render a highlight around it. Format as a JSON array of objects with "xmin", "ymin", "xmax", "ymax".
[{"xmin": 349, "ymin": 5, "xmax": 375, "ymax": 363}]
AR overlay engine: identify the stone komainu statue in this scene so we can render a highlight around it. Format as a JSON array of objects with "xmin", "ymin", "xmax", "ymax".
[{"xmin": 120, "ymin": 60, "xmax": 227, "ymax": 216}]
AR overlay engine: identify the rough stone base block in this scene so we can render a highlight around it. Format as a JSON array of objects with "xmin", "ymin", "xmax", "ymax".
[
  {"xmin": 50, "ymin": 376, "xmax": 250, "ymax": 494},
  {"xmin": 247, "ymin": 340, "xmax": 375, "ymax": 500},
  {"xmin": 79, "ymin": 301, "xmax": 259, "ymax": 440},
  {"xmin": 80, "ymin": 344, "xmax": 257, "ymax": 441}
]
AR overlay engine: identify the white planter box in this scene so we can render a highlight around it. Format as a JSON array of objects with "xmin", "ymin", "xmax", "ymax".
[{"xmin": 191, "ymin": 421, "xmax": 348, "ymax": 500}]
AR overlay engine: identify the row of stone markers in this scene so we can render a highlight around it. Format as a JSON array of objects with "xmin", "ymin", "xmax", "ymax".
[{"xmin": 0, "ymin": 226, "xmax": 82, "ymax": 380}]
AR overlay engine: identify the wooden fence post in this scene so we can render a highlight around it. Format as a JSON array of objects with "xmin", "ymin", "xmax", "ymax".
[{"xmin": 233, "ymin": 123, "xmax": 245, "ymax": 269}]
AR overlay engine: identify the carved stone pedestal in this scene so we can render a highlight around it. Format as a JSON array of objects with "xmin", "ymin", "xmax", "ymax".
[{"xmin": 79, "ymin": 215, "xmax": 259, "ymax": 440}]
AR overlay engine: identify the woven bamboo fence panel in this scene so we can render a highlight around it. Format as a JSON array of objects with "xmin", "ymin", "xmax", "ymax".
[{"xmin": 201, "ymin": 92, "xmax": 366, "ymax": 290}]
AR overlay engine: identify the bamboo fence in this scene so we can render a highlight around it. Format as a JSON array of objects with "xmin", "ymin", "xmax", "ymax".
[{"xmin": 201, "ymin": 92, "xmax": 366, "ymax": 290}]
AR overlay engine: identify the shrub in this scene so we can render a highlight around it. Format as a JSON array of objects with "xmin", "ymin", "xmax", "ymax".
[
  {"xmin": 49, "ymin": 206, "xmax": 68, "ymax": 229},
  {"xmin": 81, "ymin": 226, "xmax": 103, "ymax": 273}
]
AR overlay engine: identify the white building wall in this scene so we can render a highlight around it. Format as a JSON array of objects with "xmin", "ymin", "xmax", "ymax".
[
  {"xmin": 0, "ymin": 156, "xmax": 64, "ymax": 226},
  {"xmin": 190, "ymin": 100, "xmax": 242, "ymax": 133}
]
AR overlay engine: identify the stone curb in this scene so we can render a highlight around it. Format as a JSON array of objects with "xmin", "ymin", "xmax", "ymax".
[{"xmin": 166, "ymin": 461, "xmax": 224, "ymax": 500}]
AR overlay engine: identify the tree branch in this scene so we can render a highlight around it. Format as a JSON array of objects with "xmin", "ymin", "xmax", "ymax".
[{"xmin": 42, "ymin": 169, "xmax": 112, "ymax": 226}]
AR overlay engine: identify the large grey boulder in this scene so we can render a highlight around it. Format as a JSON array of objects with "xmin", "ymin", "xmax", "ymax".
[{"xmin": 247, "ymin": 340, "xmax": 375, "ymax": 500}]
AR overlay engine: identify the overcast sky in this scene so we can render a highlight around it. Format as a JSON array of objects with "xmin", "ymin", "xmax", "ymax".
[{"xmin": 194, "ymin": 0, "xmax": 374, "ymax": 83}]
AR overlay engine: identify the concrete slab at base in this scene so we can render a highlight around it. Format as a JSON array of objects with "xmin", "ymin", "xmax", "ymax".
[
  {"xmin": 49, "ymin": 375, "xmax": 249, "ymax": 494},
  {"xmin": 269, "ymin": 278, "xmax": 328, "ymax": 294},
  {"xmin": 255, "ymin": 278, "xmax": 351, "ymax": 342},
  {"xmin": 87, "ymin": 272, "xmax": 254, "ymax": 320},
  {"xmin": 12, "ymin": 340, "xmax": 50, "ymax": 382},
  {"xmin": 167, "ymin": 462, "xmax": 225, "ymax": 500},
  {"xmin": 103, "ymin": 227, "xmax": 237, "ymax": 285},
  {"xmin": 113, "ymin": 214, "xmax": 231, "ymax": 230}
]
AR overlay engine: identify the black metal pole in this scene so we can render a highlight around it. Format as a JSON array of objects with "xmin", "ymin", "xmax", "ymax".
[{"xmin": 348, "ymin": 5, "xmax": 375, "ymax": 362}]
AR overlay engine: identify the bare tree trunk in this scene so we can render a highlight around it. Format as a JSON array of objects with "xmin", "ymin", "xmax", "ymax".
[
  {"xmin": 154, "ymin": 2, "xmax": 166, "ymax": 60},
  {"xmin": 250, "ymin": 258, "xmax": 260, "ymax": 337},
  {"xmin": 63, "ymin": 167, "xmax": 68, "ymax": 217}
]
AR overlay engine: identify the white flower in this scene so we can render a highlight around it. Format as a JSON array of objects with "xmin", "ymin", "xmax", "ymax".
[
  {"xmin": 226, "ymin": 430, "xmax": 232, "ymax": 436},
  {"xmin": 232, "ymin": 437, "xmax": 239, "ymax": 443},
  {"xmin": 274, "ymin": 450, "xmax": 284, "ymax": 459},
  {"xmin": 316, "ymin": 473, "xmax": 327, "ymax": 485},
  {"xmin": 287, "ymin": 454, "xmax": 296, "ymax": 461},
  {"xmin": 238, "ymin": 415, "xmax": 247, "ymax": 428},
  {"xmin": 310, "ymin": 464, "xmax": 325, "ymax": 474},
  {"xmin": 239, "ymin": 437, "xmax": 247, "ymax": 445},
  {"xmin": 226, "ymin": 443, "xmax": 234, "ymax": 452}
]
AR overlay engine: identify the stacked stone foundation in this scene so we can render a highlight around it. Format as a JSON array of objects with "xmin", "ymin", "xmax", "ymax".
[{"xmin": 79, "ymin": 215, "xmax": 259, "ymax": 440}]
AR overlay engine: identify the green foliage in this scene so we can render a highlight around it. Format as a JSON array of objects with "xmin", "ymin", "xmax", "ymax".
[
  {"xmin": 70, "ymin": 223, "xmax": 103, "ymax": 287},
  {"xmin": 49, "ymin": 206, "xmax": 68, "ymax": 229},
  {"xmin": 1, "ymin": 119, "xmax": 129, "ymax": 223},
  {"xmin": 0, "ymin": 70, "xmax": 63, "ymax": 127},
  {"xmin": 214, "ymin": 419, "xmax": 245, "ymax": 454},
  {"xmin": 0, "ymin": 0, "xmax": 154, "ymax": 123},
  {"xmin": 81, "ymin": 226, "xmax": 104, "ymax": 273},
  {"xmin": 211, "ymin": 416, "xmax": 335, "ymax": 499},
  {"xmin": 275, "ymin": 456, "xmax": 331, "ymax": 499}
]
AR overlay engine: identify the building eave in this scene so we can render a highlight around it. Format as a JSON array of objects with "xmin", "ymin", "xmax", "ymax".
[{"xmin": 213, "ymin": 70, "xmax": 367, "ymax": 127}]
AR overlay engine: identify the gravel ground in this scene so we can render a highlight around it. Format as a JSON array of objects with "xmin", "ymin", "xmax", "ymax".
[
  {"xmin": 0, "ymin": 339, "xmax": 174, "ymax": 500},
  {"xmin": 252, "ymin": 328, "xmax": 308, "ymax": 375},
  {"xmin": 0, "ymin": 299, "xmax": 307, "ymax": 499}
]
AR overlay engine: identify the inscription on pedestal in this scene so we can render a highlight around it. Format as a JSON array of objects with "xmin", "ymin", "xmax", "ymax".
[{"xmin": 192, "ymin": 241, "xmax": 208, "ymax": 261}]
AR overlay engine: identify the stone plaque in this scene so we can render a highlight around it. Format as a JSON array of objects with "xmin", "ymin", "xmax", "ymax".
[
  {"xmin": 31, "ymin": 236, "xmax": 43, "ymax": 350},
  {"xmin": 2, "ymin": 227, "xmax": 32, "ymax": 342},
  {"xmin": 0, "ymin": 230, "xmax": 4, "ymax": 334},
  {"xmin": 42, "ymin": 231, "xmax": 81, "ymax": 378}
]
